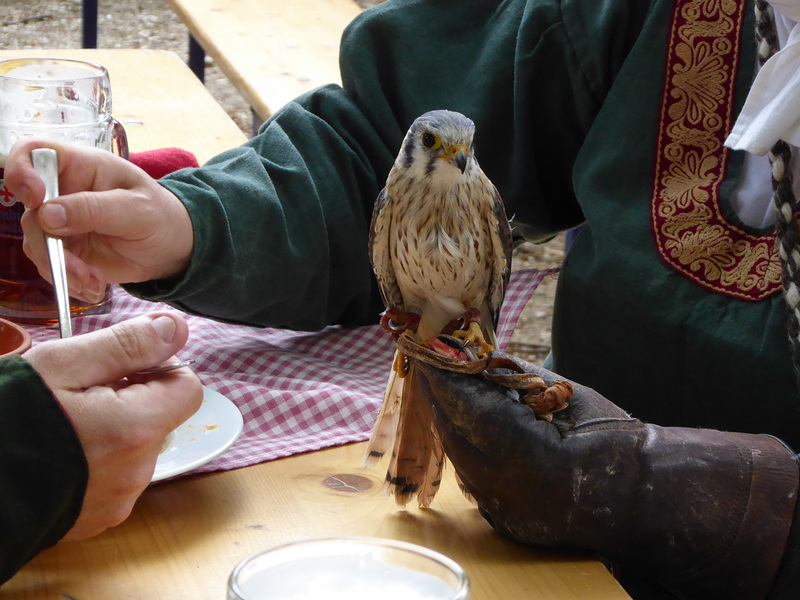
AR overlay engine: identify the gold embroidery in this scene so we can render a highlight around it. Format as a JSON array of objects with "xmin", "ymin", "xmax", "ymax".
[{"xmin": 652, "ymin": 0, "xmax": 781, "ymax": 300}]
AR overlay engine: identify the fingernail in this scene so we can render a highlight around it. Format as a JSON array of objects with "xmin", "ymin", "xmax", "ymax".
[
  {"xmin": 41, "ymin": 203, "xmax": 67, "ymax": 229},
  {"xmin": 15, "ymin": 185, "xmax": 32, "ymax": 206},
  {"xmin": 84, "ymin": 278, "xmax": 105, "ymax": 303},
  {"xmin": 151, "ymin": 315, "xmax": 177, "ymax": 343}
]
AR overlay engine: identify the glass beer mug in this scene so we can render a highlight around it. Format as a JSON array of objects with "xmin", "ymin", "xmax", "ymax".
[
  {"xmin": 228, "ymin": 538, "xmax": 470, "ymax": 600},
  {"xmin": 0, "ymin": 57, "xmax": 128, "ymax": 324}
]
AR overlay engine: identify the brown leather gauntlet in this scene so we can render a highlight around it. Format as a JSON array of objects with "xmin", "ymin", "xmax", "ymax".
[{"xmin": 410, "ymin": 350, "xmax": 799, "ymax": 599}]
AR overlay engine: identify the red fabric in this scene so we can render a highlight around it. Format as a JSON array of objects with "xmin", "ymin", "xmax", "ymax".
[{"xmin": 130, "ymin": 148, "xmax": 199, "ymax": 179}]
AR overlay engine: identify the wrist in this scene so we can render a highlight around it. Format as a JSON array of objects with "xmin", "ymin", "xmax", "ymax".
[
  {"xmin": 625, "ymin": 428, "xmax": 798, "ymax": 599},
  {"xmin": 708, "ymin": 433, "xmax": 798, "ymax": 599},
  {"xmin": 153, "ymin": 183, "xmax": 194, "ymax": 280}
]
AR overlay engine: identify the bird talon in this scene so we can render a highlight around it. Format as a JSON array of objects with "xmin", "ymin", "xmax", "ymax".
[
  {"xmin": 427, "ymin": 337, "xmax": 469, "ymax": 360},
  {"xmin": 453, "ymin": 321, "xmax": 494, "ymax": 359},
  {"xmin": 393, "ymin": 350, "xmax": 410, "ymax": 378}
]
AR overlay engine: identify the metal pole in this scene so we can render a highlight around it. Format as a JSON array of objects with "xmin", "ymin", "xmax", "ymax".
[{"xmin": 82, "ymin": 0, "xmax": 98, "ymax": 48}]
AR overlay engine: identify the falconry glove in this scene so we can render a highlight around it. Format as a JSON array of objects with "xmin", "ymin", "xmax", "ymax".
[{"xmin": 411, "ymin": 353, "xmax": 800, "ymax": 600}]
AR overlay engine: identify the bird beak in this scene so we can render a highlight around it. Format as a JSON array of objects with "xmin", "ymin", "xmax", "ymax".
[
  {"xmin": 454, "ymin": 150, "xmax": 468, "ymax": 174},
  {"xmin": 444, "ymin": 145, "xmax": 469, "ymax": 174}
]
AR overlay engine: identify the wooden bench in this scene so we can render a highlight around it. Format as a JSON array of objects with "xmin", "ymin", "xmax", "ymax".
[{"xmin": 162, "ymin": 0, "xmax": 364, "ymax": 135}]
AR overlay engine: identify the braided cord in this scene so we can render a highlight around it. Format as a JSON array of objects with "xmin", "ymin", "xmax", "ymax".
[{"xmin": 755, "ymin": 0, "xmax": 800, "ymax": 388}]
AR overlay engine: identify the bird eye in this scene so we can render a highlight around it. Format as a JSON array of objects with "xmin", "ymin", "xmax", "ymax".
[{"xmin": 422, "ymin": 132, "xmax": 437, "ymax": 148}]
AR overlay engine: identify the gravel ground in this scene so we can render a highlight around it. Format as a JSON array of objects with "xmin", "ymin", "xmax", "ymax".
[{"xmin": 0, "ymin": 0, "xmax": 562, "ymax": 362}]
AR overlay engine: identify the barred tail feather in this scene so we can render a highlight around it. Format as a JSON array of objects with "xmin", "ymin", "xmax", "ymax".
[
  {"xmin": 417, "ymin": 430, "xmax": 445, "ymax": 508},
  {"xmin": 384, "ymin": 363, "xmax": 442, "ymax": 507},
  {"xmin": 362, "ymin": 355, "xmax": 403, "ymax": 468}
]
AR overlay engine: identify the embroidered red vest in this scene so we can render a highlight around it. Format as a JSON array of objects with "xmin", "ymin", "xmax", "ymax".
[{"xmin": 651, "ymin": 0, "xmax": 781, "ymax": 301}]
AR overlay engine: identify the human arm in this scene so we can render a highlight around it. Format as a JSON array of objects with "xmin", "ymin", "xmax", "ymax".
[
  {"xmin": 125, "ymin": 0, "xmax": 648, "ymax": 327},
  {"xmin": 6, "ymin": 0, "xmax": 650, "ymax": 330},
  {"xmin": 0, "ymin": 312, "xmax": 202, "ymax": 584},
  {"xmin": 411, "ymin": 353, "xmax": 800, "ymax": 599}
]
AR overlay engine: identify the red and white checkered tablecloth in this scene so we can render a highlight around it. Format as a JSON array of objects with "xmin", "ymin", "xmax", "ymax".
[{"xmin": 26, "ymin": 268, "xmax": 557, "ymax": 476}]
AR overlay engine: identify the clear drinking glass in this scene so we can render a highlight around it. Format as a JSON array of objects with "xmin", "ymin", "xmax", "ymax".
[
  {"xmin": 227, "ymin": 537, "xmax": 470, "ymax": 600},
  {"xmin": 0, "ymin": 57, "xmax": 128, "ymax": 324}
]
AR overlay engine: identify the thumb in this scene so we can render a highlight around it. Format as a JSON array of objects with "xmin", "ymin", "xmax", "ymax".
[{"xmin": 24, "ymin": 312, "xmax": 190, "ymax": 389}]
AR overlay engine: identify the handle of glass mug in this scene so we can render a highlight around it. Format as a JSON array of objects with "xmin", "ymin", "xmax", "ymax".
[{"xmin": 111, "ymin": 118, "xmax": 129, "ymax": 160}]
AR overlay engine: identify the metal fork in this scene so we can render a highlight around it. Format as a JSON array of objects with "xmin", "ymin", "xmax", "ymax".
[{"xmin": 31, "ymin": 148, "xmax": 72, "ymax": 339}]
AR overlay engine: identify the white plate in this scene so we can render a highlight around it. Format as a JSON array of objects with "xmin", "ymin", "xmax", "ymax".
[{"xmin": 152, "ymin": 386, "xmax": 244, "ymax": 482}]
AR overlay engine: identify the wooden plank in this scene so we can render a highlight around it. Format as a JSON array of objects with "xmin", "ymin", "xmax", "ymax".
[
  {"xmin": 164, "ymin": 0, "xmax": 363, "ymax": 121},
  {"xmin": 0, "ymin": 49, "xmax": 247, "ymax": 164},
  {"xmin": 3, "ymin": 442, "xmax": 631, "ymax": 599}
]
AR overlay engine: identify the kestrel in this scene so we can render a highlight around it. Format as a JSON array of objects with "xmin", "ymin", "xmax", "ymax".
[{"xmin": 364, "ymin": 110, "xmax": 513, "ymax": 507}]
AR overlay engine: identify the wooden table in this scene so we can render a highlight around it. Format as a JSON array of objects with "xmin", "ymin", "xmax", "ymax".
[
  {"xmin": 4, "ymin": 443, "xmax": 630, "ymax": 599},
  {"xmin": 0, "ymin": 49, "xmax": 631, "ymax": 600}
]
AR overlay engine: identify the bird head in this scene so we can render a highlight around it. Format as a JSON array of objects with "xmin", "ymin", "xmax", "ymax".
[{"xmin": 397, "ymin": 110, "xmax": 477, "ymax": 185}]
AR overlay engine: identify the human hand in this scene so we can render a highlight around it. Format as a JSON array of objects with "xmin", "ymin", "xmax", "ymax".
[
  {"xmin": 22, "ymin": 312, "xmax": 203, "ymax": 540},
  {"xmin": 411, "ymin": 353, "xmax": 799, "ymax": 599},
  {"xmin": 411, "ymin": 356, "xmax": 643, "ymax": 548},
  {"xmin": 4, "ymin": 139, "xmax": 194, "ymax": 304}
]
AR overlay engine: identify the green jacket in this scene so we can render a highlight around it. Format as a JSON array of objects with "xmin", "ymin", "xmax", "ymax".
[
  {"xmin": 134, "ymin": 0, "xmax": 800, "ymax": 447},
  {"xmin": 0, "ymin": 356, "xmax": 87, "ymax": 585}
]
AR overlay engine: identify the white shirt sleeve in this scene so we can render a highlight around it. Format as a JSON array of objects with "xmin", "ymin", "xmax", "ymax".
[{"xmin": 725, "ymin": 3, "xmax": 800, "ymax": 228}]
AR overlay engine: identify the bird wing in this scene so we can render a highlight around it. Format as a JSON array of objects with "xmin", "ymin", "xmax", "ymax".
[
  {"xmin": 364, "ymin": 188, "xmax": 406, "ymax": 472},
  {"xmin": 487, "ymin": 183, "xmax": 513, "ymax": 331},
  {"xmin": 369, "ymin": 187, "xmax": 403, "ymax": 310}
]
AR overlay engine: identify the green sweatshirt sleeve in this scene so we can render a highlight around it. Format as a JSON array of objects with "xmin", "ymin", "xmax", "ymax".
[
  {"xmin": 125, "ymin": 0, "xmax": 651, "ymax": 329},
  {"xmin": 127, "ymin": 87, "xmax": 391, "ymax": 330},
  {"xmin": 0, "ymin": 356, "xmax": 88, "ymax": 585}
]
